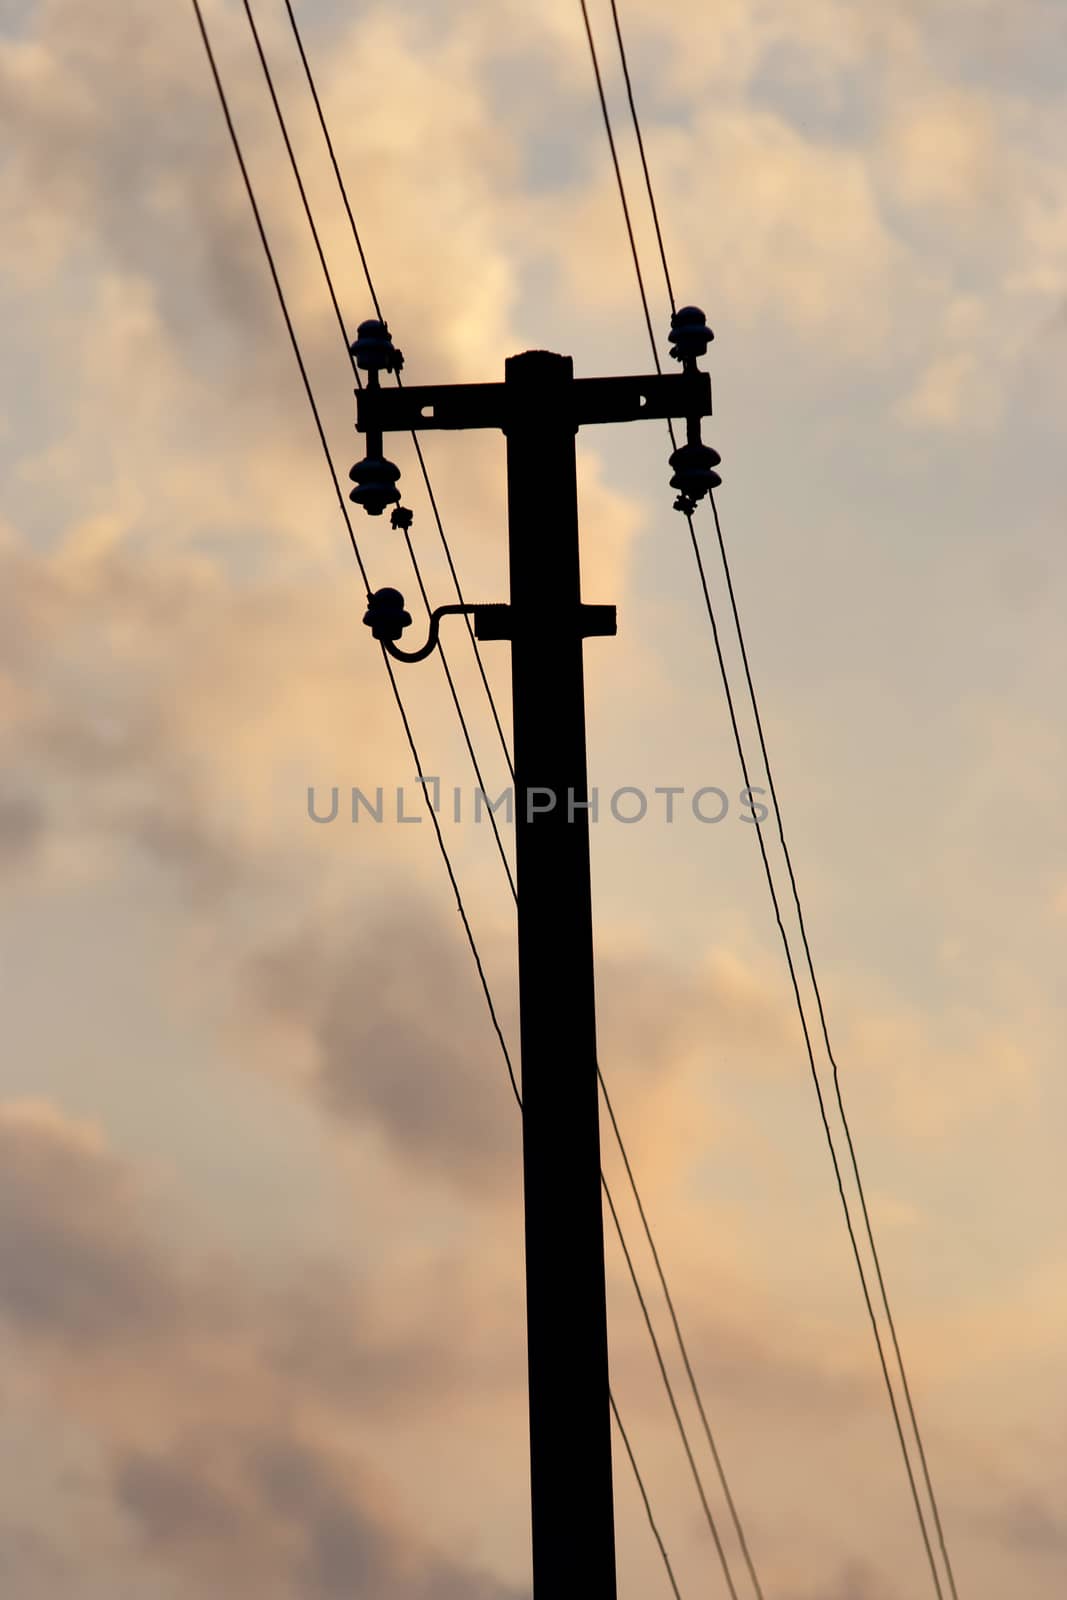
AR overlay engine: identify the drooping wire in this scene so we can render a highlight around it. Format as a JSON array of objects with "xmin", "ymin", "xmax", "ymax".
[
  {"xmin": 708, "ymin": 497, "xmax": 961, "ymax": 1600},
  {"xmin": 380, "ymin": 649, "xmax": 522, "ymax": 1110},
  {"xmin": 605, "ymin": 5, "xmax": 961, "ymax": 1596},
  {"xmin": 188, "ymin": 0, "xmax": 515, "ymax": 1100},
  {"xmin": 188, "ymin": 5, "xmax": 682, "ymax": 1590},
  {"xmin": 598, "ymin": 1069, "xmax": 764, "ymax": 1600},
  {"xmin": 605, "ymin": 0, "xmax": 676, "ymax": 316},
  {"xmin": 577, "ymin": 7, "xmax": 764, "ymax": 1598},
  {"xmin": 236, "ymin": 0, "xmax": 515, "ymax": 899},
  {"xmin": 280, "ymin": 0, "xmax": 382, "ymax": 324},
  {"xmin": 678, "ymin": 475, "xmax": 945, "ymax": 1600},
  {"xmin": 280, "ymin": 0, "xmax": 515, "ymax": 788},
  {"xmin": 187, "ymin": 0, "xmax": 368, "ymax": 588},
  {"xmin": 581, "ymin": 3, "xmax": 945, "ymax": 1592},
  {"xmin": 602, "ymin": 1174, "xmax": 740, "ymax": 1600},
  {"xmin": 586, "ymin": 2, "xmax": 959, "ymax": 1595},
  {"xmin": 498, "ymin": 1044, "xmax": 701, "ymax": 1597},
  {"xmin": 610, "ymin": 1391, "xmax": 685, "ymax": 1600},
  {"xmin": 577, "ymin": 0, "xmax": 660, "ymax": 367}
]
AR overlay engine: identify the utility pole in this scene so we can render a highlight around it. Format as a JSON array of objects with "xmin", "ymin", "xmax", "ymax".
[{"xmin": 352, "ymin": 311, "xmax": 719, "ymax": 1599}]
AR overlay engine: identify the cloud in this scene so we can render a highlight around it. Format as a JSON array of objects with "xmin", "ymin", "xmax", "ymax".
[
  {"xmin": 0, "ymin": 1096, "xmax": 528, "ymax": 1596},
  {"xmin": 2, "ymin": 2, "xmax": 1066, "ymax": 1595},
  {"xmin": 240, "ymin": 882, "xmax": 808, "ymax": 1206},
  {"xmin": 0, "ymin": 1100, "xmax": 182, "ymax": 1342},
  {"xmin": 0, "ymin": 1521, "xmax": 72, "ymax": 1600},
  {"xmin": 985, "ymin": 1491, "xmax": 1067, "ymax": 1556},
  {"xmin": 245, "ymin": 891, "xmax": 524, "ymax": 1199},
  {"xmin": 778, "ymin": 1561, "xmax": 898, "ymax": 1600},
  {"xmin": 115, "ymin": 1430, "xmax": 527, "ymax": 1600},
  {"xmin": 844, "ymin": 1004, "xmax": 1033, "ymax": 1142},
  {"xmin": 0, "ymin": 522, "xmax": 412, "ymax": 899},
  {"xmin": 878, "ymin": 88, "xmax": 1006, "ymax": 218},
  {"xmin": 0, "ymin": 786, "xmax": 45, "ymax": 870}
]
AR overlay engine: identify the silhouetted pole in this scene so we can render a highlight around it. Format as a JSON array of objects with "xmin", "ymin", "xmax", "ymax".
[
  {"xmin": 353, "ymin": 313, "xmax": 718, "ymax": 1599},
  {"xmin": 505, "ymin": 349, "xmax": 617, "ymax": 1596}
]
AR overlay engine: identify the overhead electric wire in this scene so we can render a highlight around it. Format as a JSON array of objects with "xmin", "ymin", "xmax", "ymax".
[
  {"xmin": 598, "ymin": 1069, "xmax": 764, "ymax": 1600},
  {"xmin": 705, "ymin": 492, "xmax": 962, "ymax": 1600},
  {"xmin": 604, "ymin": 6, "xmax": 961, "ymax": 1596},
  {"xmin": 611, "ymin": 1391, "xmax": 685, "ymax": 1600},
  {"xmin": 187, "ymin": 0, "xmax": 515, "ymax": 1101},
  {"xmin": 280, "ymin": 0, "xmax": 515, "ymax": 788},
  {"xmin": 280, "ymin": 0, "xmax": 382, "ymax": 324},
  {"xmin": 187, "ymin": 0, "xmax": 368, "ymax": 588},
  {"xmin": 381, "ymin": 649, "xmax": 522, "ymax": 1111},
  {"xmin": 188, "ymin": 5, "xmax": 685, "ymax": 1591},
  {"xmin": 576, "ymin": 8, "xmax": 766, "ymax": 1599},
  {"xmin": 236, "ymin": 0, "xmax": 516, "ymax": 899},
  {"xmin": 604, "ymin": 0, "xmax": 675, "ymax": 316},
  {"xmin": 602, "ymin": 1174, "xmax": 740, "ymax": 1600},
  {"xmin": 578, "ymin": 3, "xmax": 945, "ymax": 1593},
  {"xmin": 584, "ymin": 2, "xmax": 960, "ymax": 1596}
]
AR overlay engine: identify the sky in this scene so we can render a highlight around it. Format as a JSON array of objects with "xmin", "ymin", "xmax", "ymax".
[{"xmin": 1, "ymin": 0, "xmax": 1065, "ymax": 1595}]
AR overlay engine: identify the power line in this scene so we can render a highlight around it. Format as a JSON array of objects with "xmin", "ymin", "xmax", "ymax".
[
  {"xmin": 610, "ymin": 1391, "xmax": 685, "ymax": 1600},
  {"xmin": 577, "ymin": 7, "xmax": 765, "ymax": 1599},
  {"xmin": 605, "ymin": 4, "xmax": 960, "ymax": 1592},
  {"xmin": 587, "ymin": 2, "xmax": 960, "ymax": 1595},
  {"xmin": 188, "ymin": 5, "xmax": 684, "ymax": 1590},
  {"xmin": 280, "ymin": 0, "xmax": 382, "ymax": 322},
  {"xmin": 605, "ymin": 0, "xmax": 676, "ymax": 315},
  {"xmin": 187, "ymin": 0, "xmax": 369, "ymax": 589},
  {"xmin": 577, "ymin": 0, "xmax": 660, "ymax": 369},
  {"xmin": 237, "ymin": 0, "xmax": 354, "ymax": 376},
  {"xmin": 380, "ymin": 648, "xmax": 521, "ymax": 1110},
  {"xmin": 236, "ymin": 0, "xmax": 516, "ymax": 898},
  {"xmin": 598, "ymin": 1067, "xmax": 765, "ymax": 1600},
  {"xmin": 281, "ymin": 0, "xmax": 515, "ymax": 788},
  {"xmin": 708, "ymin": 495, "xmax": 961, "ymax": 1600},
  {"xmin": 188, "ymin": 0, "xmax": 518, "ymax": 1111},
  {"xmin": 187, "ymin": 0, "xmax": 516, "ymax": 1099},
  {"xmin": 602, "ymin": 1173, "xmax": 740, "ymax": 1600},
  {"xmin": 680, "ymin": 471, "xmax": 945, "ymax": 1600}
]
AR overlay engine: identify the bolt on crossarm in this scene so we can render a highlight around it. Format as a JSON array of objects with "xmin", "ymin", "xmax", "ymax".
[{"xmin": 350, "ymin": 310, "xmax": 718, "ymax": 1599}]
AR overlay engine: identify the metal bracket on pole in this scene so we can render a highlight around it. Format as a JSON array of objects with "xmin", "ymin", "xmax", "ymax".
[
  {"xmin": 362, "ymin": 591, "xmax": 477, "ymax": 663},
  {"xmin": 473, "ymin": 603, "xmax": 617, "ymax": 642},
  {"xmin": 356, "ymin": 367, "xmax": 711, "ymax": 437}
]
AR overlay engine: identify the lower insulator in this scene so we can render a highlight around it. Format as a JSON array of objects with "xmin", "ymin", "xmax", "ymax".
[
  {"xmin": 668, "ymin": 440, "xmax": 722, "ymax": 501},
  {"xmin": 349, "ymin": 456, "xmax": 401, "ymax": 516},
  {"xmin": 363, "ymin": 587, "xmax": 412, "ymax": 642}
]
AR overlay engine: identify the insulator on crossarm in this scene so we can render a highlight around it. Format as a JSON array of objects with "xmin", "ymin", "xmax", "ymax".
[
  {"xmin": 668, "ymin": 440, "xmax": 722, "ymax": 504},
  {"xmin": 349, "ymin": 319, "xmax": 404, "ymax": 374},
  {"xmin": 349, "ymin": 455, "xmax": 401, "ymax": 516},
  {"xmin": 363, "ymin": 587, "xmax": 412, "ymax": 643},
  {"xmin": 668, "ymin": 305, "xmax": 714, "ymax": 366}
]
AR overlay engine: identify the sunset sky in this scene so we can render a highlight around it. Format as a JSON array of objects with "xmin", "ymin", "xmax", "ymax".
[{"xmin": 1, "ymin": 0, "xmax": 1066, "ymax": 1595}]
